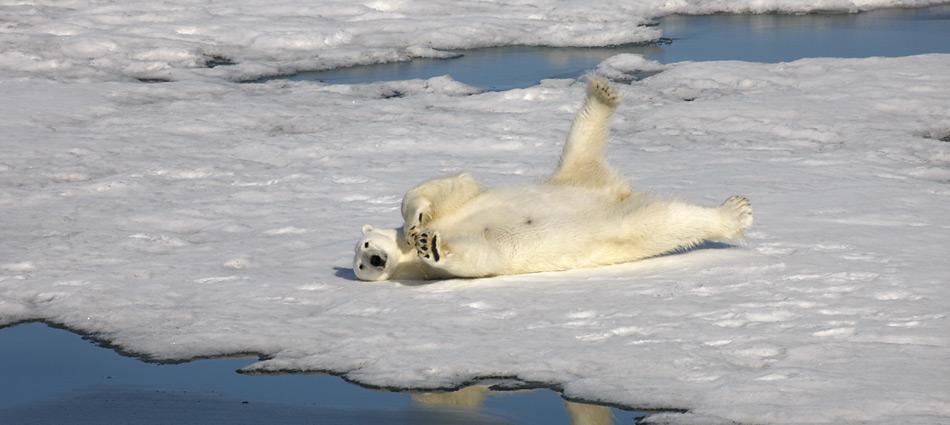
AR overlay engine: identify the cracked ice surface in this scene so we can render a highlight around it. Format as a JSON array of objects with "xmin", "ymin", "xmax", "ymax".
[
  {"xmin": 2, "ymin": 0, "xmax": 948, "ymax": 82},
  {"xmin": 2, "ymin": 54, "xmax": 949, "ymax": 424}
]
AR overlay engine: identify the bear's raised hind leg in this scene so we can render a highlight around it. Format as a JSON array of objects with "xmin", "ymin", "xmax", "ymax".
[{"xmin": 548, "ymin": 77, "xmax": 632, "ymax": 201}]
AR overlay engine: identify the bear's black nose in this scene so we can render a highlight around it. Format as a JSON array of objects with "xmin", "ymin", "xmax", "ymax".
[{"xmin": 370, "ymin": 255, "xmax": 385, "ymax": 267}]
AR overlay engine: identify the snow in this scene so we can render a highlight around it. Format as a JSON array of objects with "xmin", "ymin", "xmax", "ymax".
[
  {"xmin": 595, "ymin": 53, "xmax": 667, "ymax": 81},
  {"xmin": 2, "ymin": 51, "xmax": 949, "ymax": 424},
  {"xmin": 2, "ymin": 0, "xmax": 947, "ymax": 82},
  {"xmin": 2, "ymin": 0, "xmax": 950, "ymax": 423}
]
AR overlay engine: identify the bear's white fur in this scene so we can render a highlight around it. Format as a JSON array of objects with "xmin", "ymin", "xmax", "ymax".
[{"xmin": 354, "ymin": 78, "xmax": 753, "ymax": 281}]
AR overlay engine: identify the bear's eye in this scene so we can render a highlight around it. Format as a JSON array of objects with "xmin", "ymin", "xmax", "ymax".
[
  {"xmin": 370, "ymin": 255, "xmax": 385, "ymax": 267},
  {"xmin": 364, "ymin": 242, "xmax": 370, "ymax": 248},
  {"xmin": 358, "ymin": 264, "xmax": 364, "ymax": 270}
]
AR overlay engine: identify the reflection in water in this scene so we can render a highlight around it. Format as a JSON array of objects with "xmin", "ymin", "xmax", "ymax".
[
  {"xmin": 0, "ymin": 323, "xmax": 645, "ymax": 425},
  {"xmin": 413, "ymin": 385, "xmax": 622, "ymax": 425},
  {"xmin": 289, "ymin": 44, "xmax": 664, "ymax": 91},
  {"xmin": 414, "ymin": 385, "xmax": 491, "ymax": 409},
  {"xmin": 565, "ymin": 400, "xmax": 615, "ymax": 425},
  {"xmin": 286, "ymin": 5, "xmax": 950, "ymax": 90}
]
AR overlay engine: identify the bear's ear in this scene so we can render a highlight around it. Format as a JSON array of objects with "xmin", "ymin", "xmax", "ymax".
[{"xmin": 361, "ymin": 224, "xmax": 374, "ymax": 235}]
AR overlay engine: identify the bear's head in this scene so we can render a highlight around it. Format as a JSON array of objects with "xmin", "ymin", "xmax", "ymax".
[{"xmin": 353, "ymin": 225, "xmax": 401, "ymax": 281}]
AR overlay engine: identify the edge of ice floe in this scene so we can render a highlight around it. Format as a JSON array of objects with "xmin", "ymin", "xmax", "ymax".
[{"xmin": 3, "ymin": 318, "xmax": 698, "ymax": 419}]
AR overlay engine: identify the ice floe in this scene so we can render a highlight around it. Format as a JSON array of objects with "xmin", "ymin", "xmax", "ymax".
[
  {"xmin": 2, "ymin": 52, "xmax": 949, "ymax": 424},
  {"xmin": 1, "ymin": 0, "xmax": 947, "ymax": 82}
]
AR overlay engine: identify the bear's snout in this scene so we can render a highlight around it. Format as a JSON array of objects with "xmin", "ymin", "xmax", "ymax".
[{"xmin": 370, "ymin": 254, "xmax": 386, "ymax": 267}]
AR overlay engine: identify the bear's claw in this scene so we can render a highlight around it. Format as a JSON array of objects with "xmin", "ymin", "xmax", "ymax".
[
  {"xmin": 588, "ymin": 76, "xmax": 620, "ymax": 107},
  {"xmin": 404, "ymin": 209, "xmax": 431, "ymax": 247},
  {"xmin": 431, "ymin": 234, "xmax": 441, "ymax": 262},
  {"xmin": 719, "ymin": 195, "xmax": 754, "ymax": 238},
  {"xmin": 415, "ymin": 231, "xmax": 441, "ymax": 263}
]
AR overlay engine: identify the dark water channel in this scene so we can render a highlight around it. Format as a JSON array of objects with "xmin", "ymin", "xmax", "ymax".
[
  {"xmin": 0, "ymin": 323, "xmax": 645, "ymax": 425},
  {"xmin": 287, "ymin": 6, "xmax": 950, "ymax": 90}
]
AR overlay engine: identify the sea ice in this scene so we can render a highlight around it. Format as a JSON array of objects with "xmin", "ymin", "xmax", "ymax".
[
  {"xmin": 1, "ymin": 0, "xmax": 946, "ymax": 82},
  {"xmin": 1, "ymin": 52, "xmax": 949, "ymax": 424},
  {"xmin": 595, "ymin": 53, "xmax": 667, "ymax": 81}
]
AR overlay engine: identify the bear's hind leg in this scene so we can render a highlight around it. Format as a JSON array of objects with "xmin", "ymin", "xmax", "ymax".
[
  {"xmin": 548, "ymin": 77, "xmax": 632, "ymax": 201},
  {"xmin": 619, "ymin": 196, "xmax": 754, "ymax": 260},
  {"xmin": 717, "ymin": 196, "xmax": 754, "ymax": 240}
]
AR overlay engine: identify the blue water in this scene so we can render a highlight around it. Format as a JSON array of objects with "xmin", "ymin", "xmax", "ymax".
[
  {"xmin": 286, "ymin": 6, "xmax": 950, "ymax": 90},
  {"xmin": 0, "ymin": 323, "xmax": 644, "ymax": 425}
]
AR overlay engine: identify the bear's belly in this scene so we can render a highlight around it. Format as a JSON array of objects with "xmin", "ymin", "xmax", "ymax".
[
  {"xmin": 434, "ymin": 185, "xmax": 615, "ymax": 230},
  {"xmin": 429, "ymin": 185, "xmax": 631, "ymax": 272}
]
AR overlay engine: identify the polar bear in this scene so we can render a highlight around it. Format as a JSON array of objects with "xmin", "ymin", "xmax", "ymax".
[{"xmin": 353, "ymin": 78, "xmax": 752, "ymax": 281}]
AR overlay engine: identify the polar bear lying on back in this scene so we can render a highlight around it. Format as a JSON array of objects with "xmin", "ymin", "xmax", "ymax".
[{"xmin": 354, "ymin": 78, "xmax": 752, "ymax": 281}]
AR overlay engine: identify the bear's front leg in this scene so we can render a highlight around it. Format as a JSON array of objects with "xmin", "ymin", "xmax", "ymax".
[
  {"xmin": 414, "ymin": 230, "xmax": 505, "ymax": 279},
  {"xmin": 403, "ymin": 201, "xmax": 431, "ymax": 247},
  {"xmin": 401, "ymin": 173, "xmax": 482, "ymax": 247}
]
